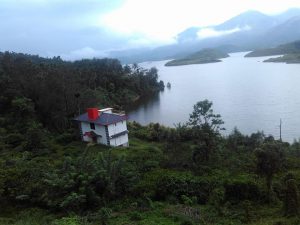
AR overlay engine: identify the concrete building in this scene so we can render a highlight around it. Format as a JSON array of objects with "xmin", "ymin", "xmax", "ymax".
[{"xmin": 74, "ymin": 108, "xmax": 129, "ymax": 147}]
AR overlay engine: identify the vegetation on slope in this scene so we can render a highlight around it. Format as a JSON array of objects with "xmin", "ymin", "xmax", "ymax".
[
  {"xmin": 165, "ymin": 48, "xmax": 229, "ymax": 66},
  {"xmin": 245, "ymin": 40, "xmax": 300, "ymax": 63},
  {"xmin": 1, "ymin": 52, "xmax": 300, "ymax": 224},
  {"xmin": 264, "ymin": 53, "xmax": 300, "ymax": 63},
  {"xmin": 245, "ymin": 48, "xmax": 289, "ymax": 57},
  {"xmin": 2, "ymin": 96, "xmax": 300, "ymax": 224}
]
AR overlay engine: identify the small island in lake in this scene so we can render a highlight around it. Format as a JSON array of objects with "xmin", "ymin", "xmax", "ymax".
[
  {"xmin": 245, "ymin": 40, "xmax": 300, "ymax": 63},
  {"xmin": 165, "ymin": 48, "xmax": 229, "ymax": 66}
]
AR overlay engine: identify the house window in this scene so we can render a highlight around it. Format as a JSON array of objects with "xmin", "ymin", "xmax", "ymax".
[{"xmin": 90, "ymin": 123, "xmax": 95, "ymax": 130}]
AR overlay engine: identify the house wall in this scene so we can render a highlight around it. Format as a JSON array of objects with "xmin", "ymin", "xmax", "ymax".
[
  {"xmin": 108, "ymin": 121, "xmax": 129, "ymax": 146},
  {"xmin": 80, "ymin": 120, "xmax": 128, "ymax": 147},
  {"xmin": 107, "ymin": 120, "xmax": 127, "ymax": 135},
  {"xmin": 80, "ymin": 122, "xmax": 108, "ymax": 145},
  {"xmin": 110, "ymin": 134, "xmax": 129, "ymax": 147}
]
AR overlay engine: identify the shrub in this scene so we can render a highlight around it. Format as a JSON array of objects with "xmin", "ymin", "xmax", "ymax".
[
  {"xmin": 55, "ymin": 133, "xmax": 74, "ymax": 144},
  {"xmin": 129, "ymin": 211, "xmax": 143, "ymax": 221},
  {"xmin": 4, "ymin": 133, "xmax": 24, "ymax": 148},
  {"xmin": 135, "ymin": 169, "xmax": 219, "ymax": 203},
  {"xmin": 181, "ymin": 220, "xmax": 195, "ymax": 225},
  {"xmin": 283, "ymin": 178, "xmax": 299, "ymax": 216},
  {"xmin": 52, "ymin": 217, "xmax": 81, "ymax": 225},
  {"xmin": 224, "ymin": 174, "xmax": 262, "ymax": 202}
]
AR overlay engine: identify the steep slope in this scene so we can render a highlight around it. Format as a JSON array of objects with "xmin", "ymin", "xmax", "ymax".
[{"xmin": 262, "ymin": 16, "xmax": 300, "ymax": 46}]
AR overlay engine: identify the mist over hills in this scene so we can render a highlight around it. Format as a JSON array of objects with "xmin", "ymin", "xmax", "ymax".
[{"xmin": 111, "ymin": 8, "xmax": 300, "ymax": 64}]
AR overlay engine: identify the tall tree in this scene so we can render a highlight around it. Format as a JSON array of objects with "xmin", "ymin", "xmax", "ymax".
[
  {"xmin": 188, "ymin": 99, "xmax": 224, "ymax": 132},
  {"xmin": 255, "ymin": 142, "xmax": 285, "ymax": 202},
  {"xmin": 188, "ymin": 100, "xmax": 224, "ymax": 162}
]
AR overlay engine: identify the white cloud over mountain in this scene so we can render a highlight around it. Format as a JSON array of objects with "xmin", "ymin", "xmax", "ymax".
[{"xmin": 197, "ymin": 26, "xmax": 252, "ymax": 39}]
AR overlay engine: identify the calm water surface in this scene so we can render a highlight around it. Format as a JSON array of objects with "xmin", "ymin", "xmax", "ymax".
[{"xmin": 128, "ymin": 52, "xmax": 300, "ymax": 142}]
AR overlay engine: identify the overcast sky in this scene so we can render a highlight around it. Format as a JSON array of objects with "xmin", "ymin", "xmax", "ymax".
[{"xmin": 1, "ymin": 0, "xmax": 300, "ymax": 60}]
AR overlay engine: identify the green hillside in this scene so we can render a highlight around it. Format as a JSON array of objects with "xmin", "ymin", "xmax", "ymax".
[
  {"xmin": 2, "ymin": 52, "xmax": 300, "ymax": 225},
  {"xmin": 245, "ymin": 40, "xmax": 300, "ymax": 63},
  {"xmin": 264, "ymin": 53, "xmax": 300, "ymax": 63},
  {"xmin": 245, "ymin": 40, "xmax": 300, "ymax": 57},
  {"xmin": 165, "ymin": 48, "xmax": 229, "ymax": 66}
]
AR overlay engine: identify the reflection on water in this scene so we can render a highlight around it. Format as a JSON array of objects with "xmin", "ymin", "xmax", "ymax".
[
  {"xmin": 126, "ymin": 92, "xmax": 161, "ymax": 122},
  {"xmin": 128, "ymin": 52, "xmax": 300, "ymax": 142}
]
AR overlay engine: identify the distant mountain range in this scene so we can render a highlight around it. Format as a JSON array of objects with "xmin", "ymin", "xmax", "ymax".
[{"xmin": 110, "ymin": 8, "xmax": 300, "ymax": 64}]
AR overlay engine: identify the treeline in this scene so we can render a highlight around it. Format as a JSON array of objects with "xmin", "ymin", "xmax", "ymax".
[{"xmin": 0, "ymin": 52, "xmax": 164, "ymax": 131}]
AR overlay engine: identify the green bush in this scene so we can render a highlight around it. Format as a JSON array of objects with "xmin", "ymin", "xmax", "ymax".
[
  {"xmin": 4, "ymin": 133, "xmax": 24, "ymax": 148},
  {"xmin": 135, "ymin": 169, "xmax": 218, "ymax": 203},
  {"xmin": 52, "ymin": 216, "xmax": 81, "ymax": 225},
  {"xmin": 224, "ymin": 174, "xmax": 262, "ymax": 202},
  {"xmin": 181, "ymin": 220, "xmax": 195, "ymax": 225},
  {"xmin": 55, "ymin": 133, "xmax": 74, "ymax": 144},
  {"xmin": 129, "ymin": 211, "xmax": 143, "ymax": 221}
]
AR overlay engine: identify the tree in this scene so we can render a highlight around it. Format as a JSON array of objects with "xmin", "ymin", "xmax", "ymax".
[
  {"xmin": 188, "ymin": 100, "xmax": 224, "ymax": 162},
  {"xmin": 188, "ymin": 100, "xmax": 224, "ymax": 133},
  {"xmin": 255, "ymin": 142, "xmax": 285, "ymax": 202}
]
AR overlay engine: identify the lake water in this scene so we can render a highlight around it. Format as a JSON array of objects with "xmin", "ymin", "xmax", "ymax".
[{"xmin": 128, "ymin": 52, "xmax": 300, "ymax": 142}]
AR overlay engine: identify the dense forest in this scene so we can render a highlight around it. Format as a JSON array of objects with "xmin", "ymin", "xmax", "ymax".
[
  {"xmin": 0, "ymin": 52, "xmax": 164, "ymax": 131},
  {"xmin": 1, "ymin": 52, "xmax": 300, "ymax": 225}
]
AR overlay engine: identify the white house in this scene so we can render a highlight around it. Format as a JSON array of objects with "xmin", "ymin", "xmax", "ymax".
[{"xmin": 74, "ymin": 108, "xmax": 129, "ymax": 147}]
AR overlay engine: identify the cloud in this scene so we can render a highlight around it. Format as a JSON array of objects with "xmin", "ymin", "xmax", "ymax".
[
  {"xmin": 1, "ymin": 0, "xmax": 300, "ymax": 59},
  {"xmin": 0, "ymin": 0, "xmax": 127, "ymax": 55},
  {"xmin": 101, "ymin": 0, "xmax": 300, "ymax": 43},
  {"xmin": 197, "ymin": 26, "xmax": 251, "ymax": 39}
]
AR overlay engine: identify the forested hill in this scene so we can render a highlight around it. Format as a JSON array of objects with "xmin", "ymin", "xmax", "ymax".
[
  {"xmin": 165, "ymin": 48, "xmax": 229, "ymax": 66},
  {"xmin": 244, "ymin": 40, "xmax": 300, "ymax": 63},
  {"xmin": 0, "ymin": 52, "xmax": 164, "ymax": 131},
  {"xmin": 245, "ymin": 40, "xmax": 300, "ymax": 57}
]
